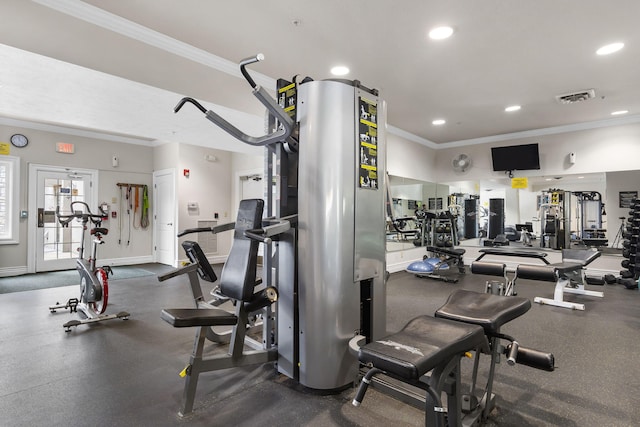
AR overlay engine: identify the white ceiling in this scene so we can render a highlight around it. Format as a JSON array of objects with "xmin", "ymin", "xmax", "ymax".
[{"xmin": 2, "ymin": 0, "xmax": 640, "ymax": 149}]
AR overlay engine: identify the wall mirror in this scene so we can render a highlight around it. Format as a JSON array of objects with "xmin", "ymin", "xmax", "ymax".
[
  {"xmin": 386, "ymin": 175, "xmax": 447, "ymax": 252},
  {"xmin": 442, "ymin": 172, "xmax": 610, "ymax": 248}
]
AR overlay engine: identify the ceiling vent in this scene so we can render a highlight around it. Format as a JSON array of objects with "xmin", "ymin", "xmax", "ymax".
[{"xmin": 555, "ymin": 89, "xmax": 596, "ymax": 104}]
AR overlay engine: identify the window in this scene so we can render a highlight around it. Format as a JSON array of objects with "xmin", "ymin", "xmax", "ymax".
[{"xmin": 0, "ymin": 156, "xmax": 19, "ymax": 244}]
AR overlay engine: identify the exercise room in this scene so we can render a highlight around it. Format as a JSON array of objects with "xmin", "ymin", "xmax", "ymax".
[{"xmin": 1, "ymin": 1, "xmax": 639, "ymax": 426}]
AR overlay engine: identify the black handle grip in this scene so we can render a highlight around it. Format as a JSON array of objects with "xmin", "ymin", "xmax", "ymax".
[
  {"xmin": 505, "ymin": 344, "xmax": 555, "ymax": 372},
  {"xmin": 239, "ymin": 53, "xmax": 264, "ymax": 88}
]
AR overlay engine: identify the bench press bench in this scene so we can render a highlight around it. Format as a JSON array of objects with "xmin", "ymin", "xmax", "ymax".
[
  {"xmin": 515, "ymin": 249, "xmax": 603, "ymax": 311},
  {"xmin": 475, "ymin": 247, "xmax": 550, "ymax": 264},
  {"xmin": 352, "ymin": 290, "xmax": 554, "ymax": 426}
]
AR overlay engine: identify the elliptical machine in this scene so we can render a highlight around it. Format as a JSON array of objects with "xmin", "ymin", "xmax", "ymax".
[{"xmin": 49, "ymin": 201, "xmax": 130, "ymax": 332}]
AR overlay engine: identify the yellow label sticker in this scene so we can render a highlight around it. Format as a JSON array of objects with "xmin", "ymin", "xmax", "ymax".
[
  {"xmin": 0, "ymin": 143, "xmax": 10, "ymax": 155},
  {"xmin": 511, "ymin": 177, "xmax": 529, "ymax": 189}
]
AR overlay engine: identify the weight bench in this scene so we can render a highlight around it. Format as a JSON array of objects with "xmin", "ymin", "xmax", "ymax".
[
  {"xmin": 353, "ymin": 290, "xmax": 554, "ymax": 426},
  {"xmin": 427, "ymin": 246, "xmax": 466, "ymax": 274},
  {"xmin": 159, "ymin": 199, "xmax": 279, "ymax": 416},
  {"xmin": 475, "ymin": 247, "xmax": 550, "ymax": 264},
  {"xmin": 514, "ymin": 248, "xmax": 603, "ymax": 311}
]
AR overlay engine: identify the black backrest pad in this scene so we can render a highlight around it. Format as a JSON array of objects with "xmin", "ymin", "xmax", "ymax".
[
  {"xmin": 220, "ymin": 199, "xmax": 264, "ymax": 301},
  {"xmin": 182, "ymin": 241, "xmax": 217, "ymax": 283}
]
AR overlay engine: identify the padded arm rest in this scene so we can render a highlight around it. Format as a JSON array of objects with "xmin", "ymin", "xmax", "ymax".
[
  {"xmin": 471, "ymin": 261, "xmax": 505, "ymax": 277},
  {"xmin": 161, "ymin": 308, "xmax": 237, "ymax": 327}
]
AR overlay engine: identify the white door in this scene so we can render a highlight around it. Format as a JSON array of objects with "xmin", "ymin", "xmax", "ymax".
[
  {"xmin": 30, "ymin": 165, "xmax": 97, "ymax": 272},
  {"xmin": 153, "ymin": 169, "xmax": 176, "ymax": 266}
]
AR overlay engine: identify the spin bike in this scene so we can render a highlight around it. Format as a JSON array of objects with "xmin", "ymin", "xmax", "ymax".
[{"xmin": 49, "ymin": 201, "xmax": 130, "ymax": 332}]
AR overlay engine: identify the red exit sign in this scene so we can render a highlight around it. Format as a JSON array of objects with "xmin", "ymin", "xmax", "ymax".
[{"xmin": 56, "ymin": 142, "xmax": 75, "ymax": 154}]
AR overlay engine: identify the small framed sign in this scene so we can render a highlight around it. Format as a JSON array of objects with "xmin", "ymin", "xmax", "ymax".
[{"xmin": 619, "ymin": 191, "xmax": 637, "ymax": 208}]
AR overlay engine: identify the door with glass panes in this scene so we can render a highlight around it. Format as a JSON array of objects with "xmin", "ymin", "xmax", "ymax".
[{"xmin": 35, "ymin": 168, "xmax": 97, "ymax": 272}]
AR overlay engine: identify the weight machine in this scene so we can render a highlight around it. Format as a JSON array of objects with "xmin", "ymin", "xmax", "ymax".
[
  {"xmin": 161, "ymin": 54, "xmax": 554, "ymax": 426},
  {"xmin": 162, "ymin": 54, "xmax": 387, "ymax": 415}
]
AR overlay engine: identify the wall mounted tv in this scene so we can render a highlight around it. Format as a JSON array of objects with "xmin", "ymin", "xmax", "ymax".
[{"xmin": 491, "ymin": 143, "xmax": 540, "ymax": 172}]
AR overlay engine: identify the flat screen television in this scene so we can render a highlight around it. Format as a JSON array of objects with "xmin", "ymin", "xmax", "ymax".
[{"xmin": 491, "ymin": 143, "xmax": 540, "ymax": 172}]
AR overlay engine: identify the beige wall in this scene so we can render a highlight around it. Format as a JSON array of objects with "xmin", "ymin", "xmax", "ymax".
[{"xmin": 0, "ymin": 124, "xmax": 154, "ymax": 275}]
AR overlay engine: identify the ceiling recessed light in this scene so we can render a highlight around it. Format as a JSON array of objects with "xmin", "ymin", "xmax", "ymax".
[
  {"xmin": 505, "ymin": 105, "xmax": 521, "ymax": 112},
  {"xmin": 432, "ymin": 119, "xmax": 446, "ymax": 125},
  {"xmin": 596, "ymin": 42, "xmax": 624, "ymax": 55},
  {"xmin": 429, "ymin": 26, "xmax": 454, "ymax": 40},
  {"xmin": 611, "ymin": 110, "xmax": 629, "ymax": 116},
  {"xmin": 330, "ymin": 66, "xmax": 350, "ymax": 76}
]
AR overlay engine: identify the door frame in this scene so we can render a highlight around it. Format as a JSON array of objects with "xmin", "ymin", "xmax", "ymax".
[
  {"xmin": 152, "ymin": 168, "xmax": 177, "ymax": 266},
  {"xmin": 27, "ymin": 164, "xmax": 99, "ymax": 274}
]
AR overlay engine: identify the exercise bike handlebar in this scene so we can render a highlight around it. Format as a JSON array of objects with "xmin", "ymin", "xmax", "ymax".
[
  {"xmin": 56, "ymin": 202, "xmax": 107, "ymax": 227},
  {"xmin": 174, "ymin": 53, "xmax": 294, "ymax": 148}
]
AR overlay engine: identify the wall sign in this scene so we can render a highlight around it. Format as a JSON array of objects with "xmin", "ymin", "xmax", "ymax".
[
  {"xmin": 358, "ymin": 96, "xmax": 378, "ymax": 189},
  {"xmin": 619, "ymin": 191, "xmax": 638, "ymax": 208}
]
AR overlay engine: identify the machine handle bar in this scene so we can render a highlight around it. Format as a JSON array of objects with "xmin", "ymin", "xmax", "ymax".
[
  {"xmin": 239, "ymin": 53, "xmax": 264, "ymax": 89},
  {"xmin": 177, "ymin": 222, "xmax": 236, "ymax": 237},
  {"xmin": 56, "ymin": 201, "xmax": 107, "ymax": 227},
  {"xmin": 244, "ymin": 215, "xmax": 296, "ymax": 244},
  {"xmin": 174, "ymin": 53, "xmax": 294, "ymax": 148}
]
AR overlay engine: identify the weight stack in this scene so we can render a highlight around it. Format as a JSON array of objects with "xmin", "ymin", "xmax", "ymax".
[{"xmin": 488, "ymin": 198, "xmax": 505, "ymax": 239}]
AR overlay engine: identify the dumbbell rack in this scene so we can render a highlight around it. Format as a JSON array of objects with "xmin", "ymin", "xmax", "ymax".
[
  {"xmin": 620, "ymin": 197, "xmax": 640, "ymax": 289},
  {"xmin": 432, "ymin": 218, "xmax": 455, "ymax": 248}
]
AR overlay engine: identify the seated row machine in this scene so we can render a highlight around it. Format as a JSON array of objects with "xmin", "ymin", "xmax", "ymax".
[
  {"xmin": 159, "ymin": 199, "xmax": 282, "ymax": 416},
  {"xmin": 352, "ymin": 289, "xmax": 555, "ymax": 426}
]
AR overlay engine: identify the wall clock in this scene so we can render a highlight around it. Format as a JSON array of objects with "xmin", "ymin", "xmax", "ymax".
[{"xmin": 10, "ymin": 134, "xmax": 28, "ymax": 148}]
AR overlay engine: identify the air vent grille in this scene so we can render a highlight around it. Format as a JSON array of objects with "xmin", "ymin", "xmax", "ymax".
[{"xmin": 555, "ymin": 89, "xmax": 596, "ymax": 104}]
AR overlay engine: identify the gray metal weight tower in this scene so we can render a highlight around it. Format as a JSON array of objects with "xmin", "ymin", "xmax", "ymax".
[{"xmin": 177, "ymin": 54, "xmax": 387, "ymax": 391}]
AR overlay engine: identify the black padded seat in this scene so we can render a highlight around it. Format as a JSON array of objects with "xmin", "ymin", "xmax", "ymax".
[
  {"xmin": 435, "ymin": 290, "xmax": 531, "ymax": 336},
  {"xmin": 358, "ymin": 315, "xmax": 486, "ymax": 380},
  {"xmin": 161, "ymin": 308, "xmax": 237, "ymax": 328},
  {"xmin": 427, "ymin": 246, "xmax": 465, "ymax": 256}
]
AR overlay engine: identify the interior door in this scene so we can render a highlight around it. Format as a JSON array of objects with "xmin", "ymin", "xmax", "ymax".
[
  {"xmin": 33, "ymin": 167, "xmax": 96, "ymax": 272},
  {"xmin": 153, "ymin": 169, "xmax": 176, "ymax": 266}
]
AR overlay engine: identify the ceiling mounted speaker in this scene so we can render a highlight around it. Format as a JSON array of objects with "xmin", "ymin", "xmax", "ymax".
[{"xmin": 452, "ymin": 154, "xmax": 472, "ymax": 172}]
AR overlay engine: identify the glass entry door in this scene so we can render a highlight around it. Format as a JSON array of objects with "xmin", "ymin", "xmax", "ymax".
[{"xmin": 34, "ymin": 168, "xmax": 96, "ymax": 272}]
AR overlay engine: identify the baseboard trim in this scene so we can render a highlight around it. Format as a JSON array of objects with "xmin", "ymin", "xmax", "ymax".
[{"xmin": 0, "ymin": 265, "xmax": 28, "ymax": 277}]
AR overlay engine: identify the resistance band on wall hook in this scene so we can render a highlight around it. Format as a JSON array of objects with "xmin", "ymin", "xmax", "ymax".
[{"xmin": 116, "ymin": 183, "xmax": 150, "ymax": 246}]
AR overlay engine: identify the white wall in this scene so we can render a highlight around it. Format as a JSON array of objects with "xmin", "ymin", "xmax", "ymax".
[{"xmin": 435, "ymin": 123, "xmax": 640, "ymax": 183}]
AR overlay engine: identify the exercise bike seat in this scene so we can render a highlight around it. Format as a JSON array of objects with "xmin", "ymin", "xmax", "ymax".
[
  {"xmin": 161, "ymin": 308, "xmax": 237, "ymax": 328},
  {"xmin": 358, "ymin": 315, "xmax": 487, "ymax": 380},
  {"xmin": 435, "ymin": 290, "xmax": 531, "ymax": 336}
]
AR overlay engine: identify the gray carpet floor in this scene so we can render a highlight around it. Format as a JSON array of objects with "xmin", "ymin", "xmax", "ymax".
[{"xmin": 0, "ymin": 263, "xmax": 638, "ymax": 426}]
